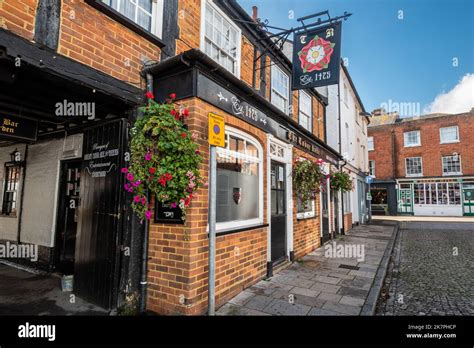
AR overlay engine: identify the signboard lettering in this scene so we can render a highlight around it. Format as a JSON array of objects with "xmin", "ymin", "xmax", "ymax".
[{"xmin": 0, "ymin": 115, "xmax": 38, "ymax": 142}]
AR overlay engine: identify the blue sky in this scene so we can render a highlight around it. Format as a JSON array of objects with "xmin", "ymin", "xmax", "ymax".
[{"xmin": 238, "ymin": 0, "xmax": 474, "ymax": 114}]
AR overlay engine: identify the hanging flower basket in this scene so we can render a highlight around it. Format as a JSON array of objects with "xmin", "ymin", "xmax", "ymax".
[
  {"xmin": 330, "ymin": 170, "xmax": 353, "ymax": 192},
  {"xmin": 292, "ymin": 158, "xmax": 325, "ymax": 203},
  {"xmin": 122, "ymin": 93, "xmax": 203, "ymax": 221}
]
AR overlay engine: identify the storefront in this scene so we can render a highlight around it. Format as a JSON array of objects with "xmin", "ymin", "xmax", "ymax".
[
  {"xmin": 396, "ymin": 177, "xmax": 474, "ymax": 216},
  {"xmin": 142, "ymin": 49, "xmax": 341, "ymax": 314},
  {"xmin": 370, "ymin": 180, "xmax": 397, "ymax": 216},
  {"xmin": 0, "ymin": 30, "xmax": 144, "ymax": 310}
]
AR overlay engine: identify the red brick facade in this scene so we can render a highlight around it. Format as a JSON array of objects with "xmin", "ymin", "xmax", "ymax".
[{"xmin": 369, "ymin": 111, "xmax": 474, "ymax": 180}]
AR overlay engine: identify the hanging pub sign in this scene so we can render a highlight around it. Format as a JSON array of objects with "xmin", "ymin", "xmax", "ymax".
[
  {"xmin": 292, "ymin": 22, "xmax": 342, "ymax": 90},
  {"xmin": 0, "ymin": 115, "xmax": 38, "ymax": 142}
]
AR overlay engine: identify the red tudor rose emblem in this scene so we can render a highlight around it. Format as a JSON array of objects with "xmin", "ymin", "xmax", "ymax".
[{"xmin": 298, "ymin": 35, "xmax": 336, "ymax": 73}]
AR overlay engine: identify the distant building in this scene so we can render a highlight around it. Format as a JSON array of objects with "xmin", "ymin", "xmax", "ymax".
[{"xmin": 368, "ymin": 110, "xmax": 474, "ymax": 216}]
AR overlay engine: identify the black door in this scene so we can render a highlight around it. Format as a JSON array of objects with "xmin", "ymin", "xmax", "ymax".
[
  {"xmin": 271, "ymin": 161, "xmax": 286, "ymax": 263},
  {"xmin": 321, "ymin": 190, "xmax": 330, "ymax": 244},
  {"xmin": 55, "ymin": 160, "xmax": 81, "ymax": 274},
  {"xmin": 74, "ymin": 119, "xmax": 126, "ymax": 309}
]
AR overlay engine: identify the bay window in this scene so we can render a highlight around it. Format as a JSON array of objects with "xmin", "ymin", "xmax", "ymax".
[{"xmin": 215, "ymin": 129, "xmax": 263, "ymax": 230}]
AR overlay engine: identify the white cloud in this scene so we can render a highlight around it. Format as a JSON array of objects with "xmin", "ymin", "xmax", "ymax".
[{"xmin": 424, "ymin": 73, "xmax": 474, "ymax": 114}]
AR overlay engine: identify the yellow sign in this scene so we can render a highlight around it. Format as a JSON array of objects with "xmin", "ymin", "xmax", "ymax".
[{"xmin": 208, "ymin": 113, "xmax": 225, "ymax": 147}]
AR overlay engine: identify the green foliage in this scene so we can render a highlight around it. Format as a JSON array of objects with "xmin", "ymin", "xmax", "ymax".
[
  {"xmin": 123, "ymin": 96, "xmax": 203, "ymax": 221},
  {"xmin": 292, "ymin": 159, "xmax": 325, "ymax": 203},
  {"xmin": 330, "ymin": 171, "xmax": 353, "ymax": 192}
]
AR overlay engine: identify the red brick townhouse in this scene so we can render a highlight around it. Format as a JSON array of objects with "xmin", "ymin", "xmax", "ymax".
[
  {"xmin": 368, "ymin": 109, "xmax": 474, "ymax": 217},
  {"xmin": 143, "ymin": 0, "xmax": 344, "ymax": 315},
  {"xmin": 0, "ymin": 0, "xmax": 344, "ymax": 315}
]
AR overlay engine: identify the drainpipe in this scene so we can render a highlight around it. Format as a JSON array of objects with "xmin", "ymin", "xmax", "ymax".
[
  {"xmin": 339, "ymin": 159, "xmax": 347, "ymax": 235},
  {"xmin": 337, "ymin": 67, "xmax": 343, "ymax": 237},
  {"xmin": 16, "ymin": 145, "xmax": 28, "ymax": 243},
  {"xmin": 139, "ymin": 73, "xmax": 153, "ymax": 314}
]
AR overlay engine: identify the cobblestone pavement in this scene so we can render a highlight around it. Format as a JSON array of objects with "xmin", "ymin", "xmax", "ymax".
[
  {"xmin": 217, "ymin": 222, "xmax": 397, "ymax": 316},
  {"xmin": 376, "ymin": 222, "xmax": 474, "ymax": 316}
]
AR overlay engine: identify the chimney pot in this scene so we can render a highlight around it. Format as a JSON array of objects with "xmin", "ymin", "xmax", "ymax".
[{"xmin": 252, "ymin": 6, "xmax": 258, "ymax": 21}]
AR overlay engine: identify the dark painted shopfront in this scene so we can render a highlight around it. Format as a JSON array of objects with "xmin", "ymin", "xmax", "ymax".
[{"xmin": 0, "ymin": 29, "xmax": 146, "ymax": 310}]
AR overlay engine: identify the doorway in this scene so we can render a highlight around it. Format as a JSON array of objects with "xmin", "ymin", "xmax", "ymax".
[
  {"xmin": 398, "ymin": 187, "xmax": 414, "ymax": 215},
  {"xmin": 462, "ymin": 184, "xmax": 474, "ymax": 216},
  {"xmin": 270, "ymin": 161, "xmax": 286, "ymax": 263},
  {"xmin": 55, "ymin": 160, "xmax": 81, "ymax": 274}
]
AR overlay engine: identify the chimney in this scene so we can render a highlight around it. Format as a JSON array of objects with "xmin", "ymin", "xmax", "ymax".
[{"xmin": 252, "ymin": 6, "xmax": 258, "ymax": 21}]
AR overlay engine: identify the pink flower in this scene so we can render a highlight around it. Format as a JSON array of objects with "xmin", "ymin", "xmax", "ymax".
[
  {"xmin": 145, "ymin": 92, "xmax": 154, "ymax": 99},
  {"xmin": 133, "ymin": 180, "xmax": 141, "ymax": 187},
  {"xmin": 134, "ymin": 195, "xmax": 141, "ymax": 203},
  {"xmin": 144, "ymin": 153, "xmax": 152, "ymax": 161},
  {"xmin": 141, "ymin": 197, "xmax": 147, "ymax": 205},
  {"xmin": 126, "ymin": 173, "xmax": 134, "ymax": 181},
  {"xmin": 169, "ymin": 93, "xmax": 177, "ymax": 99},
  {"xmin": 121, "ymin": 167, "xmax": 128, "ymax": 173},
  {"xmin": 204, "ymin": 182, "xmax": 209, "ymax": 187},
  {"xmin": 145, "ymin": 211, "xmax": 152, "ymax": 220},
  {"xmin": 191, "ymin": 133, "xmax": 198, "ymax": 140},
  {"xmin": 195, "ymin": 150, "xmax": 200, "ymax": 155},
  {"xmin": 170, "ymin": 202, "xmax": 177, "ymax": 209}
]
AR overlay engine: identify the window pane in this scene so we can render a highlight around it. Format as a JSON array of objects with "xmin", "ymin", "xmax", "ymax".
[
  {"xmin": 216, "ymin": 133, "xmax": 260, "ymax": 224},
  {"xmin": 441, "ymin": 126, "xmax": 458, "ymax": 142}
]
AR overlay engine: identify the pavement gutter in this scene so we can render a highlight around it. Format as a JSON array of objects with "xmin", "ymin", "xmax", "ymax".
[{"xmin": 360, "ymin": 222, "xmax": 400, "ymax": 316}]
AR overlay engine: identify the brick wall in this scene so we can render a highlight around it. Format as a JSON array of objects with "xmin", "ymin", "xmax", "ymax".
[
  {"xmin": 58, "ymin": 0, "xmax": 161, "ymax": 85},
  {"xmin": 343, "ymin": 212, "xmax": 352, "ymax": 233},
  {"xmin": 369, "ymin": 112, "xmax": 474, "ymax": 179},
  {"xmin": 292, "ymin": 148, "xmax": 321, "ymax": 259},
  {"xmin": 0, "ymin": 0, "xmax": 38, "ymax": 40},
  {"xmin": 368, "ymin": 126, "xmax": 395, "ymax": 180},
  {"xmin": 146, "ymin": 97, "xmax": 269, "ymax": 315},
  {"xmin": 1, "ymin": 0, "xmax": 161, "ymax": 85}
]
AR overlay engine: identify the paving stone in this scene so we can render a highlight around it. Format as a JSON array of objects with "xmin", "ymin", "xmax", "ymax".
[
  {"xmin": 292, "ymin": 294, "xmax": 326, "ymax": 308},
  {"xmin": 339, "ymin": 296, "xmax": 365, "ymax": 307},
  {"xmin": 314, "ymin": 275, "xmax": 341, "ymax": 285},
  {"xmin": 262, "ymin": 299, "xmax": 311, "ymax": 315},
  {"xmin": 290, "ymin": 287, "xmax": 320, "ymax": 298},
  {"xmin": 337, "ymin": 286, "xmax": 369, "ymax": 299},
  {"xmin": 310, "ymin": 283, "xmax": 341, "ymax": 294},
  {"xmin": 245, "ymin": 295, "xmax": 274, "ymax": 311},
  {"xmin": 308, "ymin": 307, "xmax": 344, "ymax": 316},
  {"xmin": 317, "ymin": 292, "xmax": 342, "ymax": 302},
  {"xmin": 322, "ymin": 301, "xmax": 361, "ymax": 315},
  {"xmin": 228, "ymin": 290, "xmax": 255, "ymax": 306}
]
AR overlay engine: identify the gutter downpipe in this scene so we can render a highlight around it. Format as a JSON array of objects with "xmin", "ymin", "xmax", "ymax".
[
  {"xmin": 139, "ymin": 73, "xmax": 153, "ymax": 314},
  {"xmin": 337, "ymin": 65, "xmax": 343, "ymax": 237}
]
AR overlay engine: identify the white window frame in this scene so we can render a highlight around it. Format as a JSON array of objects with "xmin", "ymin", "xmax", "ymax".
[
  {"xmin": 368, "ymin": 136, "xmax": 374, "ymax": 151},
  {"xmin": 213, "ymin": 127, "xmax": 263, "ymax": 232},
  {"xmin": 442, "ymin": 155, "xmax": 462, "ymax": 176},
  {"xmin": 298, "ymin": 90, "xmax": 312, "ymax": 132},
  {"xmin": 403, "ymin": 130, "xmax": 421, "ymax": 147},
  {"xmin": 440, "ymin": 126, "xmax": 459, "ymax": 144},
  {"xmin": 101, "ymin": 0, "xmax": 164, "ymax": 38},
  {"xmin": 297, "ymin": 197, "xmax": 315, "ymax": 219},
  {"xmin": 200, "ymin": 0, "xmax": 242, "ymax": 78},
  {"xmin": 271, "ymin": 64, "xmax": 290, "ymax": 114},
  {"xmin": 369, "ymin": 160, "xmax": 375, "ymax": 177},
  {"xmin": 405, "ymin": 157, "xmax": 423, "ymax": 177}
]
